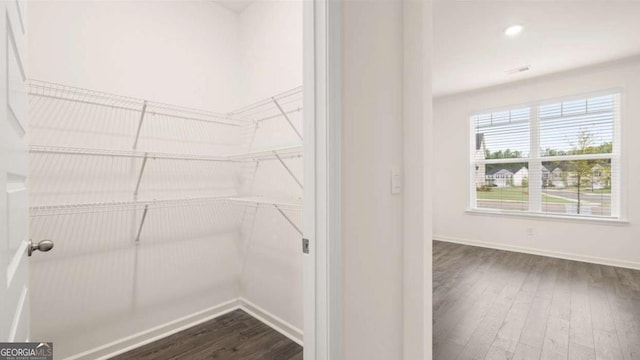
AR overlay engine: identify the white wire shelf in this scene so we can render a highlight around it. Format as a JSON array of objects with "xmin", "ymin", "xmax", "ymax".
[
  {"xmin": 29, "ymin": 145, "xmax": 229, "ymax": 162},
  {"xmin": 30, "ymin": 195, "xmax": 303, "ymax": 217},
  {"xmin": 29, "ymin": 144, "xmax": 303, "ymax": 162},
  {"xmin": 29, "ymin": 79, "xmax": 144, "ymax": 110},
  {"xmin": 227, "ymin": 86, "xmax": 303, "ymax": 142},
  {"xmin": 228, "ymin": 196, "xmax": 303, "ymax": 235},
  {"xmin": 30, "ymin": 196, "xmax": 226, "ymax": 217},
  {"xmin": 228, "ymin": 196, "xmax": 303, "ymax": 210},
  {"xmin": 226, "ymin": 145, "xmax": 303, "ymax": 161},
  {"xmin": 228, "ymin": 86, "xmax": 303, "ymax": 120},
  {"xmin": 29, "ymin": 79, "xmax": 251, "ymax": 127}
]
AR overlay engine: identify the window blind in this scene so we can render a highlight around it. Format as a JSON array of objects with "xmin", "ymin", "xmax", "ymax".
[{"xmin": 470, "ymin": 92, "xmax": 620, "ymax": 219}]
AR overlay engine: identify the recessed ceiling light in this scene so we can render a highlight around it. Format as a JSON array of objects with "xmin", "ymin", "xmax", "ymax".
[{"xmin": 504, "ymin": 25, "xmax": 524, "ymax": 37}]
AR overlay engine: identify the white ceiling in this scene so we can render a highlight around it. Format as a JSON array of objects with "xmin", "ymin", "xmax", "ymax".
[
  {"xmin": 433, "ymin": 1, "xmax": 640, "ymax": 97},
  {"xmin": 214, "ymin": 0, "xmax": 253, "ymax": 14}
]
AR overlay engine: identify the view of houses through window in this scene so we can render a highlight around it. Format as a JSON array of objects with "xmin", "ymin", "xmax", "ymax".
[{"xmin": 471, "ymin": 93, "xmax": 619, "ymax": 218}]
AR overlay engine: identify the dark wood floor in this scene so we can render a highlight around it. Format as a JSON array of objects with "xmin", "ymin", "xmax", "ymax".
[
  {"xmin": 433, "ymin": 240, "xmax": 640, "ymax": 360},
  {"xmin": 110, "ymin": 309, "xmax": 302, "ymax": 360}
]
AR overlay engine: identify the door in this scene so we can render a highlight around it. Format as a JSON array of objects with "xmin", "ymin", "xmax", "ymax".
[{"xmin": 0, "ymin": 0, "xmax": 31, "ymax": 342}]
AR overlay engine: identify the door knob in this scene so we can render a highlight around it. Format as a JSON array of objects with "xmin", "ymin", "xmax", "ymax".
[{"xmin": 28, "ymin": 239, "xmax": 54, "ymax": 256}]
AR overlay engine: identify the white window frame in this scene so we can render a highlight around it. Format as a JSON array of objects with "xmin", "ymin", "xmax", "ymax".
[{"xmin": 467, "ymin": 89, "xmax": 625, "ymax": 222}]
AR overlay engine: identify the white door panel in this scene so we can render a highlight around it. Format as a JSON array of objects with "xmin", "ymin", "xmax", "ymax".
[
  {"xmin": 7, "ymin": 177, "xmax": 28, "ymax": 256},
  {"xmin": 7, "ymin": 1, "xmax": 26, "ymax": 67},
  {"xmin": 1, "ymin": 0, "xmax": 30, "ymax": 343},
  {"xmin": 8, "ymin": 41, "xmax": 28, "ymax": 132},
  {"xmin": 14, "ymin": 0, "xmax": 26, "ymax": 35}
]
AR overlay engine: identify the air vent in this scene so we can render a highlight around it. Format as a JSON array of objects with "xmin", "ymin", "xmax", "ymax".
[{"xmin": 505, "ymin": 66, "xmax": 530, "ymax": 75}]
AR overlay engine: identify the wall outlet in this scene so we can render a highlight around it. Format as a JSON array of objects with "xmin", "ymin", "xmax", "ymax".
[{"xmin": 526, "ymin": 226, "xmax": 534, "ymax": 236}]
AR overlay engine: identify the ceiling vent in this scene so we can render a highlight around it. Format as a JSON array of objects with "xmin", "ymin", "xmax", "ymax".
[{"xmin": 505, "ymin": 66, "xmax": 531, "ymax": 75}]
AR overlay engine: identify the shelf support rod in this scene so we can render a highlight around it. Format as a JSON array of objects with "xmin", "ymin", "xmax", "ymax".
[
  {"xmin": 134, "ymin": 153, "xmax": 149, "ymax": 200},
  {"xmin": 274, "ymin": 204, "xmax": 302, "ymax": 236},
  {"xmin": 273, "ymin": 99, "xmax": 303, "ymax": 141},
  {"xmin": 135, "ymin": 205, "xmax": 149, "ymax": 243},
  {"xmin": 133, "ymin": 101, "xmax": 148, "ymax": 149},
  {"xmin": 273, "ymin": 151, "xmax": 303, "ymax": 189}
]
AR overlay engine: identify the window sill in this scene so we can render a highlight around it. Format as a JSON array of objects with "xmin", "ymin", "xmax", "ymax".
[{"xmin": 465, "ymin": 208, "xmax": 629, "ymax": 225}]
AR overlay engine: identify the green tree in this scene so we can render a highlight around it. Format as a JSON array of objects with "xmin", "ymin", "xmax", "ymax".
[
  {"xmin": 543, "ymin": 148, "xmax": 568, "ymax": 157},
  {"xmin": 486, "ymin": 148, "xmax": 522, "ymax": 159},
  {"xmin": 568, "ymin": 131, "xmax": 598, "ymax": 214}
]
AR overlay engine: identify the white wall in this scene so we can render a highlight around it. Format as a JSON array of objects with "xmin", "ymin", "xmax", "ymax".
[
  {"xmin": 342, "ymin": 1, "xmax": 405, "ymax": 358},
  {"xmin": 239, "ymin": 0, "xmax": 303, "ymax": 105},
  {"xmin": 434, "ymin": 58, "xmax": 640, "ymax": 269},
  {"xmin": 28, "ymin": 0, "xmax": 241, "ymax": 111}
]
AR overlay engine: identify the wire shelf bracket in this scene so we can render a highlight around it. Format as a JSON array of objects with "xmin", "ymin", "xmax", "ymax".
[
  {"xmin": 133, "ymin": 153, "xmax": 149, "ymax": 200},
  {"xmin": 274, "ymin": 151, "xmax": 303, "ymax": 189},
  {"xmin": 135, "ymin": 204, "xmax": 149, "ymax": 243},
  {"xmin": 273, "ymin": 98, "xmax": 303, "ymax": 141},
  {"xmin": 274, "ymin": 204, "xmax": 303, "ymax": 237},
  {"xmin": 133, "ymin": 101, "xmax": 148, "ymax": 149}
]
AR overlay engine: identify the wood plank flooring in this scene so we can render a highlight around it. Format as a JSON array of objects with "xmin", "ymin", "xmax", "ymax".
[
  {"xmin": 110, "ymin": 309, "xmax": 302, "ymax": 360},
  {"xmin": 433, "ymin": 240, "xmax": 640, "ymax": 360}
]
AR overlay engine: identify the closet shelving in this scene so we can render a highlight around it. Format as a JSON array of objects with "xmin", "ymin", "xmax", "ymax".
[
  {"xmin": 228, "ymin": 197, "xmax": 303, "ymax": 236},
  {"xmin": 29, "ymin": 144, "xmax": 303, "ymax": 163},
  {"xmin": 29, "ymin": 196, "xmax": 303, "ymax": 217},
  {"xmin": 30, "ymin": 196, "xmax": 231, "ymax": 217},
  {"xmin": 28, "ymin": 80, "xmax": 304, "ymax": 241},
  {"xmin": 228, "ymin": 86, "xmax": 303, "ymax": 126},
  {"xmin": 29, "ymin": 79, "xmax": 250, "ymax": 126}
]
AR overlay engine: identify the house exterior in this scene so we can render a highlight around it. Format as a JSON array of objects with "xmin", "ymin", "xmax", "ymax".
[
  {"xmin": 482, "ymin": 163, "xmax": 611, "ymax": 189},
  {"xmin": 589, "ymin": 164, "xmax": 608, "ymax": 189},
  {"xmin": 543, "ymin": 165, "xmax": 566, "ymax": 188},
  {"xmin": 486, "ymin": 168, "xmax": 513, "ymax": 187},
  {"xmin": 542, "ymin": 163, "xmax": 609, "ymax": 189},
  {"xmin": 485, "ymin": 166, "xmax": 528, "ymax": 187},
  {"xmin": 551, "ymin": 167, "xmax": 564, "ymax": 187},
  {"xmin": 512, "ymin": 167, "xmax": 528, "ymax": 186}
]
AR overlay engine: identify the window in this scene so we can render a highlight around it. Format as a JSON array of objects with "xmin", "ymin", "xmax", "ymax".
[{"xmin": 470, "ymin": 92, "xmax": 621, "ymax": 219}]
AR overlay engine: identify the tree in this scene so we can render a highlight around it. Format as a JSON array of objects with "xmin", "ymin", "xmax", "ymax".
[
  {"xmin": 484, "ymin": 148, "xmax": 526, "ymax": 177},
  {"xmin": 543, "ymin": 148, "xmax": 568, "ymax": 157},
  {"xmin": 567, "ymin": 131, "xmax": 598, "ymax": 214},
  {"xmin": 485, "ymin": 148, "xmax": 522, "ymax": 159}
]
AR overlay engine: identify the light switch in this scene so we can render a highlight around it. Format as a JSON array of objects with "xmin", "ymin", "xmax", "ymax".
[{"xmin": 391, "ymin": 167, "xmax": 402, "ymax": 194}]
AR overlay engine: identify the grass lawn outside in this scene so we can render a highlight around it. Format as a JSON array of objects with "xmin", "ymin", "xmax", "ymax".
[
  {"xmin": 477, "ymin": 186, "xmax": 573, "ymax": 204},
  {"xmin": 477, "ymin": 186, "xmax": 527, "ymax": 201}
]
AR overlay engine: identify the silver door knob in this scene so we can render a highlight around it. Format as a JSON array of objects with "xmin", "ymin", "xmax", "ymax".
[{"xmin": 28, "ymin": 240, "xmax": 54, "ymax": 256}]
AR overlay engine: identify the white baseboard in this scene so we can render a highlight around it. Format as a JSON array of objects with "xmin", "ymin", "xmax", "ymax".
[
  {"xmin": 433, "ymin": 235, "xmax": 640, "ymax": 271},
  {"xmin": 238, "ymin": 297, "xmax": 304, "ymax": 346},
  {"xmin": 65, "ymin": 299, "xmax": 241, "ymax": 360}
]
